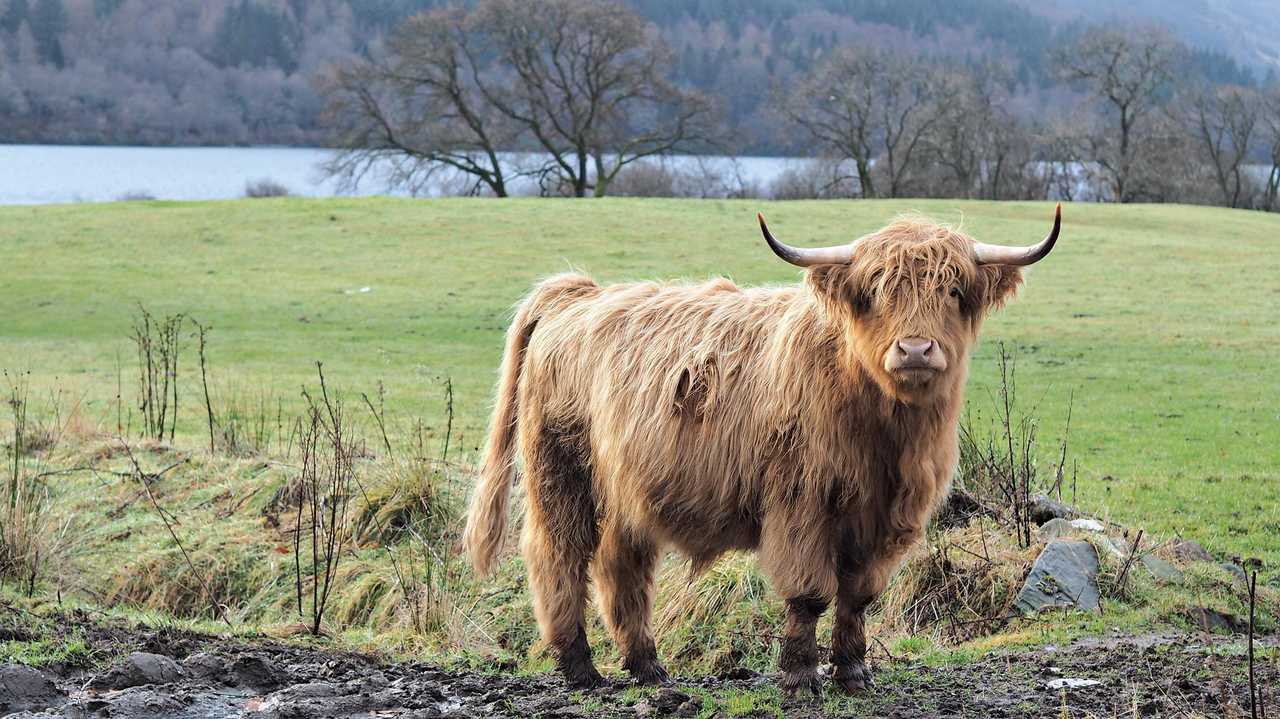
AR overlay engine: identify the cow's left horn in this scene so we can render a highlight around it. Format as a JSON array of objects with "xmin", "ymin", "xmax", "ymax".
[
  {"xmin": 972, "ymin": 203, "xmax": 1061, "ymax": 266},
  {"xmin": 757, "ymin": 213, "xmax": 855, "ymax": 267}
]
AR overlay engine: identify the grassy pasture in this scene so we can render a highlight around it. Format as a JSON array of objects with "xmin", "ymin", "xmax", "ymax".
[{"xmin": 1, "ymin": 196, "xmax": 1277, "ymax": 570}]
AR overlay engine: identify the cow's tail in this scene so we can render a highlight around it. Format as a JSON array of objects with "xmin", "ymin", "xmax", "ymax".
[{"xmin": 463, "ymin": 273, "xmax": 594, "ymax": 577}]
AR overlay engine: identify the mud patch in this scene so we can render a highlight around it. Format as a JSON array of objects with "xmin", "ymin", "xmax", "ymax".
[{"xmin": 1, "ymin": 608, "xmax": 1275, "ymax": 718}]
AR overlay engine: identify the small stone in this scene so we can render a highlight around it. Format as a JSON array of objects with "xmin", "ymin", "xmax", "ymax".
[
  {"xmin": 1101, "ymin": 537, "xmax": 1130, "ymax": 560},
  {"xmin": 0, "ymin": 664, "xmax": 66, "ymax": 713},
  {"xmin": 1187, "ymin": 607, "xmax": 1240, "ymax": 634},
  {"xmin": 1016, "ymin": 540, "xmax": 1101, "ymax": 614},
  {"xmin": 1171, "ymin": 540, "xmax": 1213, "ymax": 563},
  {"xmin": 935, "ymin": 487, "xmax": 984, "ymax": 528},
  {"xmin": 87, "ymin": 652, "xmax": 184, "ymax": 690},
  {"xmin": 1046, "ymin": 678, "xmax": 1102, "ymax": 690},
  {"xmin": 1219, "ymin": 562, "xmax": 1247, "ymax": 586},
  {"xmin": 1030, "ymin": 495, "xmax": 1071, "ymax": 525},
  {"xmin": 632, "ymin": 699, "xmax": 656, "ymax": 717},
  {"xmin": 1141, "ymin": 555, "xmax": 1184, "ymax": 584},
  {"xmin": 228, "ymin": 654, "xmax": 284, "ymax": 690},
  {"xmin": 181, "ymin": 652, "xmax": 225, "ymax": 679},
  {"xmin": 651, "ymin": 687, "xmax": 690, "ymax": 712},
  {"xmin": 675, "ymin": 697, "xmax": 703, "ymax": 716},
  {"xmin": 1069, "ymin": 518, "xmax": 1105, "ymax": 532},
  {"xmin": 1038, "ymin": 517, "xmax": 1073, "ymax": 540}
]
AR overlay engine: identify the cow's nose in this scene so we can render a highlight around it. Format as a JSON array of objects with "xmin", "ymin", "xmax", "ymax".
[{"xmin": 896, "ymin": 338, "xmax": 934, "ymax": 365}]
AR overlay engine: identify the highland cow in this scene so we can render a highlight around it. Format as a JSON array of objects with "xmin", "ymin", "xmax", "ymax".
[{"xmin": 464, "ymin": 206, "xmax": 1062, "ymax": 693}]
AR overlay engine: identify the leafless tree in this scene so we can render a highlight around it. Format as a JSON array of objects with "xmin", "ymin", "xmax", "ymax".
[
  {"xmin": 780, "ymin": 47, "xmax": 942, "ymax": 198},
  {"xmin": 1260, "ymin": 87, "xmax": 1280, "ymax": 211},
  {"xmin": 320, "ymin": 8, "xmax": 520, "ymax": 197},
  {"xmin": 473, "ymin": 0, "xmax": 715, "ymax": 197},
  {"xmin": 1055, "ymin": 27, "xmax": 1175, "ymax": 202},
  {"xmin": 1174, "ymin": 84, "xmax": 1261, "ymax": 208},
  {"xmin": 321, "ymin": 0, "xmax": 712, "ymax": 199},
  {"xmin": 927, "ymin": 63, "xmax": 1033, "ymax": 200}
]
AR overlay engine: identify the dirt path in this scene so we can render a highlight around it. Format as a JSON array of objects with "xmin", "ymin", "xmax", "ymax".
[{"xmin": 1, "ymin": 609, "xmax": 1274, "ymax": 718}]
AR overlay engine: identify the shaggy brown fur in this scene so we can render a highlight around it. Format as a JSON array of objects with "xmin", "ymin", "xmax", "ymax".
[{"xmin": 464, "ymin": 215, "xmax": 1030, "ymax": 692}]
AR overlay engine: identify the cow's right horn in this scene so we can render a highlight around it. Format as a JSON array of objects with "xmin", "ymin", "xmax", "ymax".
[
  {"xmin": 972, "ymin": 203, "xmax": 1062, "ymax": 266},
  {"xmin": 757, "ymin": 213, "xmax": 855, "ymax": 267}
]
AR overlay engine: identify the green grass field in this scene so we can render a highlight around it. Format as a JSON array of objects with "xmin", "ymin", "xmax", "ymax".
[{"xmin": 2, "ymin": 196, "xmax": 1277, "ymax": 569}]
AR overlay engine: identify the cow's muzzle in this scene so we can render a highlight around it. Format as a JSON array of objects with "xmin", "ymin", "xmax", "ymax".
[{"xmin": 884, "ymin": 338, "xmax": 948, "ymax": 376}]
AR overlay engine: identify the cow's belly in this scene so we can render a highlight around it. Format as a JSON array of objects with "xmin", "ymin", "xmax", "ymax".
[{"xmin": 613, "ymin": 463, "xmax": 765, "ymax": 567}]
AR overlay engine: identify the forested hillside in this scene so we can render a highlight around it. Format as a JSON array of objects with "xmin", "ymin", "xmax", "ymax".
[{"xmin": 0, "ymin": 0, "xmax": 1265, "ymax": 151}]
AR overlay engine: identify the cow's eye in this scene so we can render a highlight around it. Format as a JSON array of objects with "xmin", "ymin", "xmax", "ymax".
[{"xmin": 949, "ymin": 287, "xmax": 962, "ymax": 299}]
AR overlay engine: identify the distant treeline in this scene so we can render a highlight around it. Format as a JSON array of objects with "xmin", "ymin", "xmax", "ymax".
[{"xmin": 0, "ymin": 0, "xmax": 1267, "ymax": 154}]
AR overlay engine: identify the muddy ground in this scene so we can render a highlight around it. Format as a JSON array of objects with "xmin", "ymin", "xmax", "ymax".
[{"xmin": 1, "ymin": 608, "xmax": 1274, "ymax": 718}]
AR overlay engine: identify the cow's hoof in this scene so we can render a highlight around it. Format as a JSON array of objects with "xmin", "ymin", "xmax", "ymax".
[
  {"xmin": 626, "ymin": 658, "xmax": 671, "ymax": 686},
  {"xmin": 781, "ymin": 668, "xmax": 822, "ymax": 697},
  {"xmin": 562, "ymin": 664, "xmax": 604, "ymax": 689},
  {"xmin": 832, "ymin": 662, "xmax": 874, "ymax": 694},
  {"xmin": 559, "ymin": 656, "xmax": 604, "ymax": 689}
]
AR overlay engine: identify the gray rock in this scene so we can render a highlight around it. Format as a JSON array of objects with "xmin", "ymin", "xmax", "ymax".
[
  {"xmin": 1039, "ymin": 517, "xmax": 1074, "ymax": 540},
  {"xmin": 1187, "ymin": 607, "xmax": 1241, "ymax": 634},
  {"xmin": 180, "ymin": 651, "xmax": 225, "ymax": 679},
  {"xmin": 228, "ymin": 653, "xmax": 284, "ymax": 690},
  {"xmin": 1171, "ymin": 540, "xmax": 1213, "ymax": 563},
  {"xmin": 1030, "ymin": 495, "xmax": 1071, "ymax": 525},
  {"xmin": 89, "ymin": 685, "xmax": 187, "ymax": 716},
  {"xmin": 0, "ymin": 664, "xmax": 66, "ymax": 713},
  {"xmin": 1141, "ymin": 555, "xmax": 1185, "ymax": 584},
  {"xmin": 86, "ymin": 652, "xmax": 184, "ymax": 690},
  {"xmin": 652, "ymin": 687, "xmax": 690, "ymax": 712},
  {"xmin": 1220, "ymin": 562, "xmax": 1248, "ymax": 586},
  {"xmin": 1016, "ymin": 540, "xmax": 1101, "ymax": 614}
]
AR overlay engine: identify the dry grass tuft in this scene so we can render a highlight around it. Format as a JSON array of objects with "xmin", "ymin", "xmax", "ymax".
[{"xmin": 876, "ymin": 523, "xmax": 1036, "ymax": 644}]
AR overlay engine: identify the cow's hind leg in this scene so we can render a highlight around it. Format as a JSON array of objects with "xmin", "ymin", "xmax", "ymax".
[
  {"xmin": 594, "ymin": 520, "xmax": 667, "ymax": 684},
  {"xmin": 522, "ymin": 425, "xmax": 602, "ymax": 688}
]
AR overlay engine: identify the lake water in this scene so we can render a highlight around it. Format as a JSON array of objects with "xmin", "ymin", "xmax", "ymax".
[{"xmin": 0, "ymin": 144, "xmax": 801, "ymax": 205}]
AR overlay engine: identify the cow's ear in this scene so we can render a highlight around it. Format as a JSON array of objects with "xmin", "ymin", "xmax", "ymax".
[
  {"xmin": 806, "ymin": 263, "xmax": 862, "ymax": 319},
  {"xmin": 974, "ymin": 265, "xmax": 1024, "ymax": 311}
]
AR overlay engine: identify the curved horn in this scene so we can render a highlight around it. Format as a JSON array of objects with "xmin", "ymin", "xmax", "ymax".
[
  {"xmin": 757, "ymin": 213, "xmax": 855, "ymax": 267},
  {"xmin": 972, "ymin": 203, "xmax": 1062, "ymax": 266}
]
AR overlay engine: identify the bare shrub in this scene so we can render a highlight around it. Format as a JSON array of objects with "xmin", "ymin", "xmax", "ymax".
[
  {"xmin": 244, "ymin": 178, "xmax": 291, "ymax": 198},
  {"xmin": 767, "ymin": 159, "xmax": 858, "ymax": 200},
  {"xmin": 957, "ymin": 344, "xmax": 1073, "ymax": 548},
  {"xmin": 293, "ymin": 364, "xmax": 359, "ymax": 636},
  {"xmin": 608, "ymin": 161, "xmax": 681, "ymax": 198},
  {"xmin": 131, "ymin": 306, "xmax": 184, "ymax": 443},
  {"xmin": 116, "ymin": 190, "xmax": 156, "ymax": 201}
]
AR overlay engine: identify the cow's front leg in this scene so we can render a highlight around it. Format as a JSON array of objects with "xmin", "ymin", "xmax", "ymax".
[
  {"xmin": 831, "ymin": 588, "xmax": 873, "ymax": 693},
  {"xmin": 779, "ymin": 595, "xmax": 827, "ymax": 696}
]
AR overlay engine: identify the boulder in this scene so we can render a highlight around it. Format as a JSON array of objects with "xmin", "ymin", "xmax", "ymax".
[
  {"xmin": 0, "ymin": 664, "xmax": 66, "ymax": 714},
  {"xmin": 1029, "ymin": 495, "xmax": 1071, "ymax": 525},
  {"xmin": 1016, "ymin": 540, "xmax": 1100, "ymax": 614}
]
